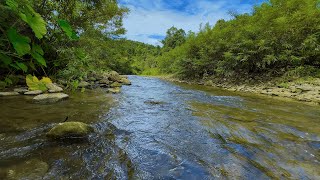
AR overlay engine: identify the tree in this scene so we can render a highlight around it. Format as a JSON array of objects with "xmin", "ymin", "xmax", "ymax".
[{"xmin": 161, "ymin": 26, "xmax": 186, "ymax": 51}]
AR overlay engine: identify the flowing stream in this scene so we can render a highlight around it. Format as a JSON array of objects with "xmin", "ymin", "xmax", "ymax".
[{"xmin": 0, "ymin": 76, "xmax": 319, "ymax": 179}]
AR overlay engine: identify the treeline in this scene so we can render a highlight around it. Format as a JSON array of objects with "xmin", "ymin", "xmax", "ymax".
[
  {"xmin": 0, "ymin": 0, "xmax": 160, "ymax": 88},
  {"xmin": 153, "ymin": 0, "xmax": 320, "ymax": 80}
]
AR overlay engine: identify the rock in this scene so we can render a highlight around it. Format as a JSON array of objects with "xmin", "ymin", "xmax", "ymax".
[
  {"xmin": 120, "ymin": 75, "xmax": 128, "ymax": 79},
  {"xmin": 119, "ymin": 78, "xmax": 131, "ymax": 85},
  {"xmin": 110, "ymin": 82, "xmax": 122, "ymax": 88},
  {"xmin": 108, "ymin": 71, "xmax": 122, "ymax": 82},
  {"xmin": 6, "ymin": 159, "xmax": 48, "ymax": 179},
  {"xmin": 24, "ymin": 90, "xmax": 43, "ymax": 95},
  {"xmin": 0, "ymin": 92, "xmax": 20, "ymax": 96},
  {"xmin": 88, "ymin": 77, "xmax": 96, "ymax": 81},
  {"xmin": 296, "ymin": 84, "xmax": 313, "ymax": 92},
  {"xmin": 58, "ymin": 79, "xmax": 68, "ymax": 86},
  {"xmin": 33, "ymin": 93, "xmax": 69, "ymax": 103},
  {"xmin": 46, "ymin": 122, "xmax": 94, "ymax": 139},
  {"xmin": 46, "ymin": 83, "xmax": 63, "ymax": 93},
  {"xmin": 99, "ymin": 78, "xmax": 111, "ymax": 85},
  {"xmin": 144, "ymin": 100, "xmax": 166, "ymax": 105},
  {"xmin": 14, "ymin": 87, "xmax": 29, "ymax": 94},
  {"xmin": 107, "ymin": 87, "xmax": 121, "ymax": 94},
  {"xmin": 78, "ymin": 81, "xmax": 90, "ymax": 88}
]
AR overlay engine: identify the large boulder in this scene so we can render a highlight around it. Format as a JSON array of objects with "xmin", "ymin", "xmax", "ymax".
[
  {"xmin": 108, "ymin": 71, "xmax": 122, "ymax": 82},
  {"xmin": 46, "ymin": 122, "xmax": 94, "ymax": 139},
  {"xmin": 24, "ymin": 90, "xmax": 43, "ymax": 95},
  {"xmin": 6, "ymin": 159, "xmax": 48, "ymax": 180},
  {"xmin": 33, "ymin": 93, "xmax": 69, "ymax": 103},
  {"xmin": 46, "ymin": 83, "xmax": 63, "ymax": 93},
  {"xmin": 0, "ymin": 92, "xmax": 20, "ymax": 96}
]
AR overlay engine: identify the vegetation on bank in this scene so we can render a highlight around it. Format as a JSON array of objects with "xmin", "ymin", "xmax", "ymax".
[
  {"xmin": 0, "ymin": 0, "xmax": 159, "ymax": 89},
  {"xmin": 143, "ymin": 0, "xmax": 320, "ymax": 84},
  {"xmin": 1, "ymin": 0, "xmax": 320, "ymax": 90}
]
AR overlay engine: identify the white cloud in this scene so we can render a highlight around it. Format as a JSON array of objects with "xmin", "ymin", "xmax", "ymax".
[{"xmin": 120, "ymin": 0, "xmax": 256, "ymax": 46}]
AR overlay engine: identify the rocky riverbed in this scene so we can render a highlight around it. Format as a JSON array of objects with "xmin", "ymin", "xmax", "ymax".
[{"xmin": 160, "ymin": 75, "xmax": 320, "ymax": 105}]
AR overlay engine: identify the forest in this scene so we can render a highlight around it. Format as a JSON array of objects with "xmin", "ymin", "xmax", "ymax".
[{"xmin": 1, "ymin": 0, "xmax": 320, "ymax": 88}]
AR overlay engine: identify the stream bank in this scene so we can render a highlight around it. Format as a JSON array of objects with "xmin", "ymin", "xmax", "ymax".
[{"xmin": 158, "ymin": 75, "xmax": 320, "ymax": 105}]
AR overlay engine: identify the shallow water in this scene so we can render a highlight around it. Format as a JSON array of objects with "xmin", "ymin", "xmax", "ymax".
[{"xmin": 0, "ymin": 76, "xmax": 319, "ymax": 179}]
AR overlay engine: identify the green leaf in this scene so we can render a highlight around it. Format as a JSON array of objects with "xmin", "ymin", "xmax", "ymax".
[
  {"xmin": 0, "ymin": 53, "xmax": 13, "ymax": 65},
  {"xmin": 31, "ymin": 52, "xmax": 46, "ymax": 67},
  {"xmin": 31, "ymin": 44, "xmax": 46, "ymax": 67},
  {"xmin": 9, "ymin": 63, "xmax": 20, "ymax": 70},
  {"xmin": 58, "ymin": 19, "xmax": 79, "ymax": 40},
  {"xmin": 7, "ymin": 28, "xmax": 31, "ymax": 56},
  {"xmin": 4, "ymin": 77, "xmax": 13, "ymax": 85},
  {"xmin": 22, "ymin": 5, "xmax": 47, "ymax": 39},
  {"xmin": 26, "ymin": 75, "xmax": 52, "ymax": 91},
  {"xmin": 16, "ymin": 62, "xmax": 28, "ymax": 72},
  {"xmin": 32, "ymin": 44, "xmax": 44, "ymax": 55},
  {"xmin": 6, "ymin": 0, "xmax": 18, "ymax": 10}
]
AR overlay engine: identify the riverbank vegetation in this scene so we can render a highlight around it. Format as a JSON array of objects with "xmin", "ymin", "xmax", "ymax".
[
  {"xmin": 151, "ymin": 0, "xmax": 320, "ymax": 84},
  {"xmin": 0, "ymin": 0, "xmax": 159, "ymax": 89}
]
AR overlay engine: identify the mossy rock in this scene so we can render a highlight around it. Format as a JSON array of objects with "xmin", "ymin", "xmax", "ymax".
[
  {"xmin": 46, "ymin": 122, "xmax": 94, "ymax": 139},
  {"xmin": 108, "ymin": 71, "xmax": 121, "ymax": 82},
  {"xmin": 120, "ymin": 78, "xmax": 131, "ymax": 85},
  {"xmin": 110, "ymin": 82, "xmax": 122, "ymax": 88}
]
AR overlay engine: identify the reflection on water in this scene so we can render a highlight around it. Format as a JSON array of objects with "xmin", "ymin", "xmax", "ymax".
[{"xmin": 0, "ymin": 76, "xmax": 319, "ymax": 179}]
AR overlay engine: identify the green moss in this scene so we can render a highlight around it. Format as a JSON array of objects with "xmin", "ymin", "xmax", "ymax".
[{"xmin": 46, "ymin": 122, "xmax": 94, "ymax": 139}]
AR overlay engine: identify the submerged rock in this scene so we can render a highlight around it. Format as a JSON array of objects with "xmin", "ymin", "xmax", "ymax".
[
  {"xmin": 46, "ymin": 122, "xmax": 94, "ymax": 139},
  {"xmin": 110, "ymin": 82, "xmax": 122, "ymax": 88},
  {"xmin": 24, "ymin": 90, "xmax": 43, "ymax": 95},
  {"xmin": 144, "ymin": 100, "xmax": 166, "ymax": 105},
  {"xmin": 33, "ymin": 93, "xmax": 69, "ymax": 103},
  {"xmin": 0, "ymin": 92, "xmax": 20, "ymax": 96},
  {"xmin": 46, "ymin": 83, "xmax": 63, "ymax": 93},
  {"xmin": 6, "ymin": 159, "xmax": 48, "ymax": 179},
  {"xmin": 107, "ymin": 87, "xmax": 121, "ymax": 94}
]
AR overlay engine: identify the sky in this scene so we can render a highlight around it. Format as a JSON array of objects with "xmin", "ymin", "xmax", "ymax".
[{"xmin": 118, "ymin": 0, "xmax": 266, "ymax": 46}]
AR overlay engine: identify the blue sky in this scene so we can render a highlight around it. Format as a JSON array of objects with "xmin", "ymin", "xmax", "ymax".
[{"xmin": 119, "ymin": 0, "xmax": 266, "ymax": 46}]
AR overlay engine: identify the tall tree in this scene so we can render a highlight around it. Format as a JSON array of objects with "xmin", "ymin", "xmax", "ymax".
[{"xmin": 161, "ymin": 26, "xmax": 186, "ymax": 51}]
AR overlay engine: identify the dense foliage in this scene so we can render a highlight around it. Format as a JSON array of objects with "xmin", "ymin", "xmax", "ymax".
[
  {"xmin": 154, "ymin": 0, "xmax": 320, "ymax": 80},
  {"xmin": 0, "ymin": 0, "xmax": 132, "ymax": 87}
]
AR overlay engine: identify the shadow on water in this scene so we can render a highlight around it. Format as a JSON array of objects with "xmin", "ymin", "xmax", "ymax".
[{"xmin": 0, "ymin": 76, "xmax": 319, "ymax": 179}]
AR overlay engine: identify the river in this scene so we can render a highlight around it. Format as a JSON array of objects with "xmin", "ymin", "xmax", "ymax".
[{"xmin": 0, "ymin": 76, "xmax": 319, "ymax": 179}]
